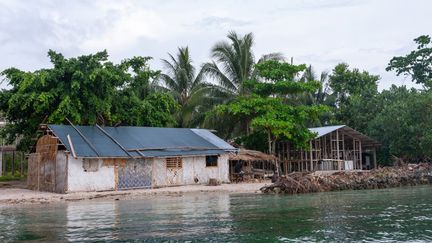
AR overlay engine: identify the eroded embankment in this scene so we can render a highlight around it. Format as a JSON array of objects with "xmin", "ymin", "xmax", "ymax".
[{"xmin": 260, "ymin": 164, "xmax": 432, "ymax": 194}]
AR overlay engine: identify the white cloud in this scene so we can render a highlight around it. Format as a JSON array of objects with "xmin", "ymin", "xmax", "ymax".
[{"xmin": 0, "ymin": 0, "xmax": 430, "ymax": 90}]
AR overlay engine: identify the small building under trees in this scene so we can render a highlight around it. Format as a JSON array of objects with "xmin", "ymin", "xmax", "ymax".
[
  {"xmin": 228, "ymin": 149, "xmax": 276, "ymax": 182},
  {"xmin": 276, "ymin": 125, "xmax": 380, "ymax": 174},
  {"xmin": 27, "ymin": 124, "xmax": 236, "ymax": 193}
]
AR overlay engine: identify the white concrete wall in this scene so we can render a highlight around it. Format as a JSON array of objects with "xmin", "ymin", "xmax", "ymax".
[
  {"xmin": 62, "ymin": 152, "xmax": 230, "ymax": 191},
  {"xmin": 152, "ymin": 154, "xmax": 230, "ymax": 187},
  {"xmin": 152, "ymin": 158, "xmax": 166, "ymax": 187},
  {"xmin": 64, "ymin": 153, "xmax": 115, "ymax": 192}
]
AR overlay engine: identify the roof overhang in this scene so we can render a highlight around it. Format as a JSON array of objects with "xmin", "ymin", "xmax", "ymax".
[{"xmin": 309, "ymin": 125, "xmax": 380, "ymax": 147}]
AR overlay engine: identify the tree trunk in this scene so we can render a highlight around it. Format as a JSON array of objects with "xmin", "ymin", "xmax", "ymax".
[{"xmin": 267, "ymin": 131, "xmax": 281, "ymax": 178}]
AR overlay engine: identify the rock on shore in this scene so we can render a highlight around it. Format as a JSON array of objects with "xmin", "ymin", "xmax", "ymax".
[{"xmin": 260, "ymin": 163, "xmax": 432, "ymax": 194}]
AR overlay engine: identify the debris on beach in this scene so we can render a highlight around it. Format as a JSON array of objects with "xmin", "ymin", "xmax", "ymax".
[{"xmin": 260, "ymin": 163, "xmax": 432, "ymax": 194}]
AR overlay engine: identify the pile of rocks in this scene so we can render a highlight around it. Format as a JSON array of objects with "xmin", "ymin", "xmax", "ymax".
[{"xmin": 260, "ymin": 163, "xmax": 432, "ymax": 194}]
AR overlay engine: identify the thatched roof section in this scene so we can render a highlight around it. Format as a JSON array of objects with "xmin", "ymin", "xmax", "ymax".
[{"xmin": 229, "ymin": 149, "xmax": 276, "ymax": 161}]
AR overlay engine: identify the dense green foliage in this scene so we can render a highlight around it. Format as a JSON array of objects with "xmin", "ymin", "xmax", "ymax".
[
  {"xmin": 329, "ymin": 63, "xmax": 380, "ymax": 132},
  {"xmin": 207, "ymin": 60, "xmax": 326, "ymax": 154},
  {"xmin": 367, "ymin": 87, "xmax": 432, "ymax": 162},
  {"xmin": 202, "ymin": 31, "xmax": 284, "ymax": 98},
  {"xmin": 160, "ymin": 47, "xmax": 222, "ymax": 127},
  {"xmin": 387, "ymin": 35, "xmax": 432, "ymax": 89},
  {"xmin": 320, "ymin": 35, "xmax": 432, "ymax": 163},
  {"xmin": 0, "ymin": 50, "xmax": 177, "ymax": 150},
  {"xmin": 0, "ymin": 32, "xmax": 431, "ymax": 165}
]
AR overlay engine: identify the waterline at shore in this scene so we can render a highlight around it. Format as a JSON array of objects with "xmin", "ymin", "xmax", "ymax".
[{"xmin": 0, "ymin": 182, "xmax": 269, "ymax": 205}]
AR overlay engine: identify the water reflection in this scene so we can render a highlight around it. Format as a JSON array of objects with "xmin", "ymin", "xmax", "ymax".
[
  {"xmin": 0, "ymin": 186, "xmax": 432, "ymax": 241},
  {"xmin": 66, "ymin": 201, "xmax": 118, "ymax": 241}
]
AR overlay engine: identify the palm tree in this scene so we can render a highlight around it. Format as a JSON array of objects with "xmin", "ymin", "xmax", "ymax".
[
  {"xmin": 202, "ymin": 31, "xmax": 284, "ymax": 98},
  {"xmin": 160, "ymin": 47, "xmax": 218, "ymax": 127},
  {"xmin": 299, "ymin": 65, "xmax": 336, "ymax": 126},
  {"xmin": 300, "ymin": 65, "xmax": 332, "ymax": 105}
]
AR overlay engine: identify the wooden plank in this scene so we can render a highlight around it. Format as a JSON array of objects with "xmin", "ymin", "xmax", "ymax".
[{"xmin": 67, "ymin": 134, "xmax": 77, "ymax": 159}]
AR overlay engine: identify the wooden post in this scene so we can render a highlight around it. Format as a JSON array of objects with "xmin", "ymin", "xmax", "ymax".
[
  {"xmin": 373, "ymin": 147, "xmax": 377, "ymax": 169},
  {"xmin": 359, "ymin": 140, "xmax": 362, "ymax": 170},
  {"xmin": 12, "ymin": 151, "xmax": 15, "ymax": 176},
  {"xmin": 20, "ymin": 152, "xmax": 23, "ymax": 176},
  {"xmin": 336, "ymin": 130, "xmax": 340, "ymax": 170},
  {"xmin": 300, "ymin": 149, "xmax": 303, "ymax": 172},
  {"xmin": 309, "ymin": 141, "xmax": 313, "ymax": 171},
  {"xmin": 37, "ymin": 155, "xmax": 40, "ymax": 191},
  {"xmin": 0, "ymin": 150, "xmax": 2, "ymax": 176},
  {"xmin": 342, "ymin": 132, "xmax": 345, "ymax": 160}
]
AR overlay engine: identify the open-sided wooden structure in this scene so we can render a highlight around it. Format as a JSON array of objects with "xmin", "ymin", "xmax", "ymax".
[
  {"xmin": 228, "ymin": 149, "xmax": 276, "ymax": 181},
  {"xmin": 276, "ymin": 125, "xmax": 380, "ymax": 175}
]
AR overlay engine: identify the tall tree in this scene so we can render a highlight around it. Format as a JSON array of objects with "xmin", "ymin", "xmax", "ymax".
[
  {"xmin": 0, "ymin": 50, "xmax": 177, "ymax": 150},
  {"xmin": 160, "ymin": 47, "xmax": 219, "ymax": 127},
  {"xmin": 298, "ymin": 65, "xmax": 335, "ymax": 126},
  {"xmin": 328, "ymin": 63, "xmax": 380, "ymax": 132},
  {"xmin": 300, "ymin": 65, "xmax": 332, "ymax": 106},
  {"xmin": 209, "ymin": 60, "xmax": 325, "ymax": 155},
  {"xmin": 202, "ymin": 31, "xmax": 284, "ymax": 98},
  {"xmin": 386, "ymin": 35, "xmax": 432, "ymax": 89},
  {"xmin": 368, "ymin": 86, "xmax": 432, "ymax": 163}
]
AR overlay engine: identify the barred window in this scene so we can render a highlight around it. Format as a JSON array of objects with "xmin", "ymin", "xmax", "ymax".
[{"xmin": 166, "ymin": 157, "xmax": 182, "ymax": 168}]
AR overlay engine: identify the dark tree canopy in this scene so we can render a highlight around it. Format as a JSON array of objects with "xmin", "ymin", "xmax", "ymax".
[
  {"xmin": 0, "ymin": 50, "xmax": 177, "ymax": 150},
  {"xmin": 328, "ymin": 63, "xmax": 380, "ymax": 133},
  {"xmin": 387, "ymin": 35, "xmax": 432, "ymax": 89}
]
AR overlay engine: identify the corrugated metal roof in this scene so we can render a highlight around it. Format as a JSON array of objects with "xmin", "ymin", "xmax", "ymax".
[
  {"xmin": 191, "ymin": 129, "xmax": 236, "ymax": 150},
  {"xmin": 308, "ymin": 125, "xmax": 380, "ymax": 146},
  {"xmin": 48, "ymin": 125, "xmax": 236, "ymax": 158},
  {"xmin": 309, "ymin": 125, "xmax": 345, "ymax": 138}
]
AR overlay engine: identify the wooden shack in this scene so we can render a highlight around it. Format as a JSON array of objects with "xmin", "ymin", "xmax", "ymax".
[
  {"xmin": 229, "ymin": 149, "xmax": 276, "ymax": 181},
  {"xmin": 276, "ymin": 125, "xmax": 380, "ymax": 175},
  {"xmin": 27, "ymin": 124, "xmax": 237, "ymax": 193}
]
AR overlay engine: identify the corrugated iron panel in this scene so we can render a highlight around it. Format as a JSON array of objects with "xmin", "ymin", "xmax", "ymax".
[
  {"xmin": 191, "ymin": 129, "xmax": 236, "ymax": 151},
  {"xmin": 48, "ymin": 125, "xmax": 232, "ymax": 158},
  {"xmin": 309, "ymin": 125, "xmax": 345, "ymax": 138}
]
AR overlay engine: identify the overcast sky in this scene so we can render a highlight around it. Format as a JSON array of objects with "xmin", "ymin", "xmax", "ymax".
[{"xmin": 0, "ymin": 0, "xmax": 430, "ymax": 90}]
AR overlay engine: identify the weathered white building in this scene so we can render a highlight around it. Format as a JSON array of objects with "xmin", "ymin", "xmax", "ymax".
[{"xmin": 28, "ymin": 125, "xmax": 236, "ymax": 193}]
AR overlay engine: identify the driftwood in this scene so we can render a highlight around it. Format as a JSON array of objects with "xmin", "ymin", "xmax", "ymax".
[{"xmin": 260, "ymin": 163, "xmax": 432, "ymax": 194}]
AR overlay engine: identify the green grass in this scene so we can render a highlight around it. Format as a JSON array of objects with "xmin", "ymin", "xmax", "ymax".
[{"xmin": 0, "ymin": 174, "xmax": 24, "ymax": 182}]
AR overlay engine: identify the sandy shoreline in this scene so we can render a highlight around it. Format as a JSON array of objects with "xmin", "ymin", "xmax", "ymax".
[{"xmin": 0, "ymin": 182, "xmax": 270, "ymax": 205}]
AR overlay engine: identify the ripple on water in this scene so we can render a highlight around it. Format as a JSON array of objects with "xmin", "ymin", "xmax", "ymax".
[{"xmin": 0, "ymin": 185, "xmax": 432, "ymax": 241}]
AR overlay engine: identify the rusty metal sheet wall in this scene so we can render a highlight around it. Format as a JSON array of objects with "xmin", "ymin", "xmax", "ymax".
[
  {"xmin": 27, "ymin": 153, "xmax": 41, "ymax": 190},
  {"xmin": 27, "ymin": 135, "xmax": 67, "ymax": 193},
  {"xmin": 118, "ymin": 159, "xmax": 152, "ymax": 190}
]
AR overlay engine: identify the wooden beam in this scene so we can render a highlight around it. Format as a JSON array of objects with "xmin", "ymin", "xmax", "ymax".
[
  {"xmin": 336, "ymin": 130, "xmax": 340, "ymax": 170},
  {"xmin": 373, "ymin": 147, "xmax": 377, "ymax": 169},
  {"xmin": 67, "ymin": 134, "xmax": 77, "ymax": 159},
  {"xmin": 359, "ymin": 139, "xmax": 362, "ymax": 170},
  {"xmin": 66, "ymin": 118, "xmax": 100, "ymax": 157},
  {"xmin": 309, "ymin": 141, "xmax": 313, "ymax": 171}
]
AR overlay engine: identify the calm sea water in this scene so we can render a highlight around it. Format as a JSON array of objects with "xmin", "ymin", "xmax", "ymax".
[{"xmin": 1, "ymin": 186, "xmax": 432, "ymax": 242}]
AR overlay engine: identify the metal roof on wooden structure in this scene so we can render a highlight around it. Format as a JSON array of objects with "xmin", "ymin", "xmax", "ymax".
[
  {"xmin": 309, "ymin": 125, "xmax": 380, "ymax": 147},
  {"xmin": 47, "ymin": 125, "xmax": 237, "ymax": 158}
]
